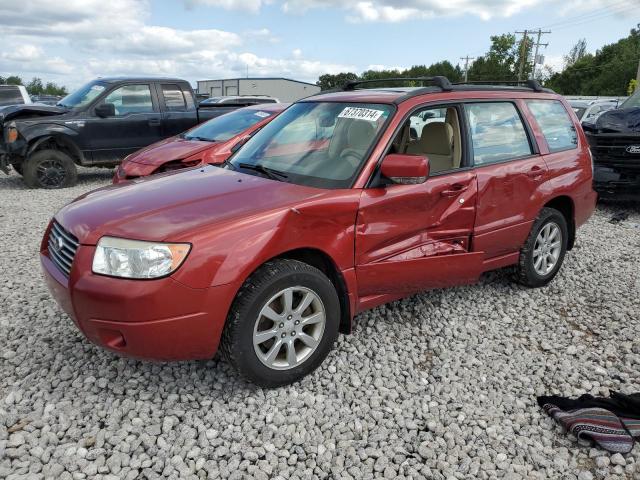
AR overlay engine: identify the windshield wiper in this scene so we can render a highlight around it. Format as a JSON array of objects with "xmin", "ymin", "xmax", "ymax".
[{"xmin": 237, "ymin": 163, "xmax": 288, "ymax": 181}]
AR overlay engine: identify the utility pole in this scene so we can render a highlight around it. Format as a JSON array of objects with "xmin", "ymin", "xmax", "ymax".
[
  {"xmin": 529, "ymin": 29, "xmax": 551, "ymax": 80},
  {"xmin": 460, "ymin": 55, "xmax": 475, "ymax": 82},
  {"xmin": 515, "ymin": 30, "xmax": 529, "ymax": 81}
]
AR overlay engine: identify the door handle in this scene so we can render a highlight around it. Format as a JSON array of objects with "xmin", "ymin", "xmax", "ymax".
[
  {"xmin": 440, "ymin": 184, "xmax": 469, "ymax": 197},
  {"xmin": 526, "ymin": 166, "xmax": 544, "ymax": 179},
  {"xmin": 148, "ymin": 118, "xmax": 161, "ymax": 127}
]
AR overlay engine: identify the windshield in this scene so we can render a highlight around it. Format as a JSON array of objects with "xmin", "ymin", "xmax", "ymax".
[
  {"xmin": 229, "ymin": 102, "xmax": 392, "ymax": 189},
  {"xmin": 57, "ymin": 80, "xmax": 107, "ymax": 109},
  {"xmin": 184, "ymin": 108, "xmax": 277, "ymax": 142},
  {"xmin": 621, "ymin": 90, "xmax": 640, "ymax": 109}
]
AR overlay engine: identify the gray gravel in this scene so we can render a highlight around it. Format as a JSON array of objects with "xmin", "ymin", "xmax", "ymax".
[{"xmin": 1, "ymin": 168, "xmax": 640, "ymax": 480}]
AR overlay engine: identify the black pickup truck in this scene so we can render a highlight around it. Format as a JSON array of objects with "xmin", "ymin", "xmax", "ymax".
[
  {"xmin": 583, "ymin": 90, "xmax": 640, "ymax": 199},
  {"xmin": 0, "ymin": 77, "xmax": 225, "ymax": 188}
]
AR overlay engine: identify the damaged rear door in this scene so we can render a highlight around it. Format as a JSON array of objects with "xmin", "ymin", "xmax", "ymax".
[{"xmin": 355, "ymin": 168, "xmax": 482, "ymax": 297}]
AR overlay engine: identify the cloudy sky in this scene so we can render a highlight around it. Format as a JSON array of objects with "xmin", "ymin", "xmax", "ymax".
[{"xmin": 0, "ymin": 0, "xmax": 637, "ymax": 90}]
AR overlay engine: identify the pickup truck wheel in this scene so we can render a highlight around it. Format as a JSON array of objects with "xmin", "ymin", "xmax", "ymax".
[
  {"xmin": 23, "ymin": 149, "xmax": 78, "ymax": 189},
  {"xmin": 517, "ymin": 207, "xmax": 568, "ymax": 288},
  {"xmin": 221, "ymin": 259, "xmax": 340, "ymax": 387}
]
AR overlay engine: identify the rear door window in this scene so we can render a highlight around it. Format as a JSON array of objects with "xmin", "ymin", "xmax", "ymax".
[
  {"xmin": 526, "ymin": 100, "xmax": 577, "ymax": 152},
  {"xmin": 161, "ymin": 84, "xmax": 187, "ymax": 111},
  {"xmin": 465, "ymin": 102, "xmax": 533, "ymax": 165}
]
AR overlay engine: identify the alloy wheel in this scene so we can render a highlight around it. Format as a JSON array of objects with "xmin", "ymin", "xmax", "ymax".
[
  {"xmin": 253, "ymin": 286, "xmax": 326, "ymax": 370},
  {"xmin": 36, "ymin": 159, "xmax": 67, "ymax": 187},
  {"xmin": 533, "ymin": 222, "xmax": 562, "ymax": 276}
]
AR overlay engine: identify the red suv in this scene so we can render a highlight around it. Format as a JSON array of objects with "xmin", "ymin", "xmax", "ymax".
[
  {"xmin": 41, "ymin": 77, "xmax": 596, "ymax": 387},
  {"xmin": 113, "ymin": 103, "xmax": 287, "ymax": 183}
]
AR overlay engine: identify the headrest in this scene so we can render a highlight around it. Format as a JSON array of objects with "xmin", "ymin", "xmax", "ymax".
[
  {"xmin": 347, "ymin": 121, "xmax": 375, "ymax": 150},
  {"xmin": 420, "ymin": 122, "xmax": 453, "ymax": 155}
]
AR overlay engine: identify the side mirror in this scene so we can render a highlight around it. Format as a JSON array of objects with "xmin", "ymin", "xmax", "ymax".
[
  {"xmin": 380, "ymin": 154, "xmax": 429, "ymax": 185},
  {"xmin": 95, "ymin": 103, "xmax": 115, "ymax": 118}
]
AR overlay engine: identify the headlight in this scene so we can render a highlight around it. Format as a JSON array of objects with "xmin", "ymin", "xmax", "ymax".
[
  {"xmin": 92, "ymin": 237, "xmax": 191, "ymax": 279},
  {"xmin": 7, "ymin": 125, "xmax": 18, "ymax": 143}
]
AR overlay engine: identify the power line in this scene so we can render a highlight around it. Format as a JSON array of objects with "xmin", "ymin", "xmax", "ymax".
[
  {"xmin": 460, "ymin": 55, "xmax": 475, "ymax": 82},
  {"xmin": 538, "ymin": 2, "xmax": 637, "ymax": 31},
  {"xmin": 538, "ymin": 0, "xmax": 630, "ymax": 29}
]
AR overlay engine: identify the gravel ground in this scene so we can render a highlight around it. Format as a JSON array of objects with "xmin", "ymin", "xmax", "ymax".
[{"xmin": 1, "ymin": 167, "xmax": 639, "ymax": 480}]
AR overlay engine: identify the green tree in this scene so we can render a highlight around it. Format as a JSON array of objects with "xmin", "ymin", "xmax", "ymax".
[
  {"xmin": 564, "ymin": 39, "xmax": 587, "ymax": 68},
  {"xmin": 629, "ymin": 79, "xmax": 638, "ymax": 96},
  {"xmin": 546, "ymin": 27, "xmax": 639, "ymax": 95},
  {"xmin": 27, "ymin": 77, "xmax": 44, "ymax": 95},
  {"xmin": 467, "ymin": 33, "xmax": 533, "ymax": 82},
  {"xmin": 316, "ymin": 72, "xmax": 358, "ymax": 90},
  {"xmin": 5, "ymin": 75, "xmax": 23, "ymax": 85}
]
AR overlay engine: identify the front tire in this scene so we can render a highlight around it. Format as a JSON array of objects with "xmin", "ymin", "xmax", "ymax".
[
  {"xmin": 23, "ymin": 149, "xmax": 78, "ymax": 189},
  {"xmin": 517, "ymin": 207, "xmax": 568, "ymax": 288},
  {"xmin": 221, "ymin": 259, "xmax": 340, "ymax": 387}
]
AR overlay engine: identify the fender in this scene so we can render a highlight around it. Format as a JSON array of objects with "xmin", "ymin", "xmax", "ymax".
[
  {"xmin": 169, "ymin": 189, "xmax": 362, "ymax": 291},
  {"xmin": 21, "ymin": 125, "xmax": 85, "ymax": 164}
]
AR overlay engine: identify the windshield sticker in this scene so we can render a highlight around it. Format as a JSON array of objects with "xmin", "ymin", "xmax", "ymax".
[
  {"xmin": 90, "ymin": 85, "xmax": 105, "ymax": 92},
  {"xmin": 338, "ymin": 107, "xmax": 385, "ymax": 122},
  {"xmin": 254, "ymin": 111, "xmax": 270, "ymax": 118}
]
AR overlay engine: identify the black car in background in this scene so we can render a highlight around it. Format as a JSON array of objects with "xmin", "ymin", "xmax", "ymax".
[
  {"xmin": 584, "ymin": 90, "xmax": 640, "ymax": 199},
  {"xmin": 0, "ymin": 77, "xmax": 226, "ymax": 188}
]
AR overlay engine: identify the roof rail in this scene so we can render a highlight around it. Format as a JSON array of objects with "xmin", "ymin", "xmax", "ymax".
[
  {"xmin": 454, "ymin": 79, "xmax": 549, "ymax": 92},
  {"xmin": 342, "ymin": 76, "xmax": 453, "ymax": 92}
]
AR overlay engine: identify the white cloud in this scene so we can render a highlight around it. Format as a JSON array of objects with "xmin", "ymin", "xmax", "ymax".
[
  {"xmin": 0, "ymin": 0, "xmax": 349, "ymax": 88},
  {"xmin": 189, "ymin": 0, "xmax": 630, "ymax": 23},
  {"xmin": 183, "ymin": 0, "xmax": 265, "ymax": 13}
]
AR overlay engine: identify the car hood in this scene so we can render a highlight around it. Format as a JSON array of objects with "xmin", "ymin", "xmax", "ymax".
[
  {"xmin": 0, "ymin": 104, "xmax": 67, "ymax": 123},
  {"xmin": 56, "ymin": 165, "xmax": 325, "ymax": 245},
  {"xmin": 593, "ymin": 107, "xmax": 640, "ymax": 133},
  {"xmin": 127, "ymin": 137, "xmax": 217, "ymax": 166}
]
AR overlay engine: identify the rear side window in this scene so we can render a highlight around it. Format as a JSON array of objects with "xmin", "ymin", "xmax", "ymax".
[
  {"xmin": 465, "ymin": 102, "xmax": 532, "ymax": 165},
  {"xmin": 0, "ymin": 87, "xmax": 23, "ymax": 106},
  {"xmin": 161, "ymin": 84, "xmax": 187, "ymax": 111},
  {"xmin": 526, "ymin": 100, "xmax": 577, "ymax": 152}
]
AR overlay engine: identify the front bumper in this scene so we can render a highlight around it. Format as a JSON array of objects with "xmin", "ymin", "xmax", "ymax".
[
  {"xmin": 588, "ymin": 132, "xmax": 640, "ymax": 199},
  {"xmin": 40, "ymin": 244, "xmax": 238, "ymax": 361}
]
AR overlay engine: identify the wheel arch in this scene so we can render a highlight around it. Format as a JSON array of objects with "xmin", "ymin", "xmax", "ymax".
[
  {"xmin": 543, "ymin": 195, "xmax": 575, "ymax": 250},
  {"xmin": 232, "ymin": 247, "xmax": 353, "ymax": 335},
  {"xmin": 27, "ymin": 134, "xmax": 85, "ymax": 165}
]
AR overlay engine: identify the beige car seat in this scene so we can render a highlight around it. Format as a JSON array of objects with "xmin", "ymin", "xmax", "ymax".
[{"xmin": 406, "ymin": 122, "xmax": 454, "ymax": 173}]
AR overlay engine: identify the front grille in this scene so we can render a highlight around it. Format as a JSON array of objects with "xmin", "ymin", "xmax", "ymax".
[
  {"xmin": 48, "ymin": 221, "xmax": 79, "ymax": 276},
  {"xmin": 588, "ymin": 134, "xmax": 640, "ymax": 169}
]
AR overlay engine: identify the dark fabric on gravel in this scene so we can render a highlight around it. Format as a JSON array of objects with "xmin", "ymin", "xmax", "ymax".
[{"xmin": 537, "ymin": 391, "xmax": 640, "ymax": 453}]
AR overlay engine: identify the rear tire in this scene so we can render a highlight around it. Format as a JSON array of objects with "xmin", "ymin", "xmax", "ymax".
[
  {"xmin": 221, "ymin": 259, "xmax": 340, "ymax": 387},
  {"xmin": 516, "ymin": 207, "xmax": 568, "ymax": 288},
  {"xmin": 23, "ymin": 149, "xmax": 78, "ymax": 189}
]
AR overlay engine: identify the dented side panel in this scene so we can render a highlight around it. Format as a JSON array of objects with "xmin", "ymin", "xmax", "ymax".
[{"xmin": 354, "ymin": 170, "xmax": 480, "ymax": 297}]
